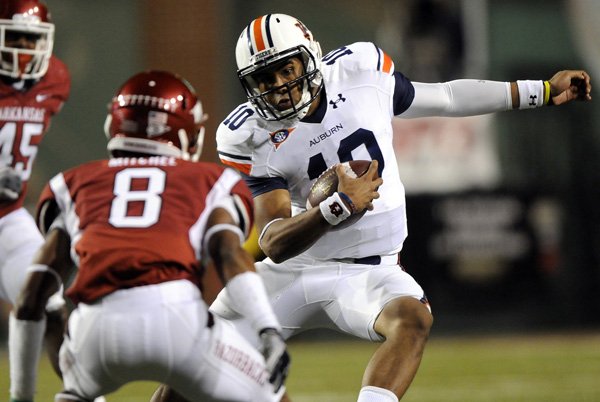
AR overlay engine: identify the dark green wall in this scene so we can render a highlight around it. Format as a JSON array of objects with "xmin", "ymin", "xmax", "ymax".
[{"xmin": 29, "ymin": 1, "xmax": 142, "ymax": 208}]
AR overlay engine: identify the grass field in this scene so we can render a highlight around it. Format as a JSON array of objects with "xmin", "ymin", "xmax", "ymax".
[{"xmin": 2, "ymin": 332, "xmax": 600, "ymax": 401}]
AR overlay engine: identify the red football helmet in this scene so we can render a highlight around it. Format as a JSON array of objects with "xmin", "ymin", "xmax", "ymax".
[
  {"xmin": 0, "ymin": 0, "xmax": 54, "ymax": 80},
  {"xmin": 104, "ymin": 70, "xmax": 208, "ymax": 160}
]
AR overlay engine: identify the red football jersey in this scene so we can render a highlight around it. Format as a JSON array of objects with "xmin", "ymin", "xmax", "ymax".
[
  {"xmin": 0, "ymin": 56, "xmax": 70, "ymax": 217},
  {"xmin": 37, "ymin": 156, "xmax": 254, "ymax": 305}
]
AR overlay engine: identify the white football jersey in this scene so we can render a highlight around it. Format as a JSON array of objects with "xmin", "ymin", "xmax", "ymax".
[{"xmin": 217, "ymin": 42, "xmax": 416, "ymax": 260}]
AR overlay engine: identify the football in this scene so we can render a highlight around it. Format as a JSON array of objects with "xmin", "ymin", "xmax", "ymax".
[{"xmin": 306, "ymin": 160, "xmax": 372, "ymax": 230}]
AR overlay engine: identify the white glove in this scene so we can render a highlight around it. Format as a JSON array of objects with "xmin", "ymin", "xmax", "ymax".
[
  {"xmin": 259, "ymin": 328, "xmax": 290, "ymax": 393},
  {"xmin": 0, "ymin": 166, "xmax": 22, "ymax": 201}
]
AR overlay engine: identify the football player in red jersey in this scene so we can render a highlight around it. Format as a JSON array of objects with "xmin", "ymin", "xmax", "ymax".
[
  {"xmin": 10, "ymin": 70, "xmax": 290, "ymax": 402},
  {"xmin": 0, "ymin": 0, "xmax": 71, "ymax": 400}
]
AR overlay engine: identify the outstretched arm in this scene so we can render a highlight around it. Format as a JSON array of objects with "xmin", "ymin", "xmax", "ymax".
[{"xmin": 401, "ymin": 70, "xmax": 591, "ymax": 118}]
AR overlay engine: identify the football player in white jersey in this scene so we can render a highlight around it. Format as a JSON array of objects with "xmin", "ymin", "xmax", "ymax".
[{"xmin": 208, "ymin": 13, "xmax": 592, "ymax": 402}]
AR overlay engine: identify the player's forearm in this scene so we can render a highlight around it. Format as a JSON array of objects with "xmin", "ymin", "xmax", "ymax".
[
  {"xmin": 206, "ymin": 222, "xmax": 250, "ymax": 281},
  {"xmin": 218, "ymin": 244, "xmax": 257, "ymax": 281},
  {"xmin": 9, "ymin": 313, "xmax": 46, "ymax": 402},
  {"xmin": 225, "ymin": 271, "xmax": 281, "ymax": 332},
  {"xmin": 402, "ymin": 80, "xmax": 513, "ymax": 118},
  {"xmin": 259, "ymin": 208, "xmax": 331, "ymax": 263}
]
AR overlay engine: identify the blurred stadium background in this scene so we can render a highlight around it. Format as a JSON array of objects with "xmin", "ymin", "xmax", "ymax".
[{"xmin": 2, "ymin": 0, "xmax": 600, "ymax": 400}]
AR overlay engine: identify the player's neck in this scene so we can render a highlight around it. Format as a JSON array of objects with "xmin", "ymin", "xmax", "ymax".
[
  {"xmin": 305, "ymin": 91, "xmax": 322, "ymax": 117},
  {"xmin": 1, "ymin": 77, "xmax": 32, "ymax": 91}
]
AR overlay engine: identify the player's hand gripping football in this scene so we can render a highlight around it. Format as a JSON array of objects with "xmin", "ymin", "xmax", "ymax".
[
  {"xmin": 0, "ymin": 166, "xmax": 22, "ymax": 202},
  {"xmin": 547, "ymin": 70, "xmax": 592, "ymax": 105},
  {"xmin": 259, "ymin": 328, "xmax": 291, "ymax": 392},
  {"xmin": 336, "ymin": 160, "xmax": 382, "ymax": 213}
]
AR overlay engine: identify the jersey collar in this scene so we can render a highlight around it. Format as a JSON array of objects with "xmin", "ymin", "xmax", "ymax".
[{"xmin": 301, "ymin": 88, "xmax": 327, "ymax": 124}]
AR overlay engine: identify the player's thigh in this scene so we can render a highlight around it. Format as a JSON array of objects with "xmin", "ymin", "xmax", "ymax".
[
  {"xmin": 60, "ymin": 305, "xmax": 111, "ymax": 398},
  {"xmin": 0, "ymin": 209, "xmax": 43, "ymax": 303},
  {"xmin": 61, "ymin": 286, "xmax": 205, "ymax": 398},
  {"xmin": 172, "ymin": 316, "xmax": 285, "ymax": 402},
  {"xmin": 211, "ymin": 259, "xmax": 332, "ymax": 339},
  {"xmin": 330, "ymin": 266, "xmax": 425, "ymax": 341}
]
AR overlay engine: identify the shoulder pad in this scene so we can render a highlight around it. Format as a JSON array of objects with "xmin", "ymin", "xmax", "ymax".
[
  {"xmin": 217, "ymin": 102, "xmax": 259, "ymax": 146},
  {"xmin": 322, "ymin": 42, "xmax": 395, "ymax": 75},
  {"xmin": 217, "ymin": 103, "xmax": 262, "ymax": 175},
  {"xmin": 40, "ymin": 56, "xmax": 71, "ymax": 101},
  {"xmin": 37, "ymin": 198, "xmax": 61, "ymax": 236}
]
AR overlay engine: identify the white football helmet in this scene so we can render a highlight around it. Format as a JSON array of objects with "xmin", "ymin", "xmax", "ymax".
[
  {"xmin": 0, "ymin": 0, "xmax": 54, "ymax": 80},
  {"xmin": 235, "ymin": 13, "xmax": 323, "ymax": 122}
]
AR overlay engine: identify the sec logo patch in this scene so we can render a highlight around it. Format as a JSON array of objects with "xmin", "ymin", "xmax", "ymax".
[{"xmin": 269, "ymin": 128, "xmax": 295, "ymax": 149}]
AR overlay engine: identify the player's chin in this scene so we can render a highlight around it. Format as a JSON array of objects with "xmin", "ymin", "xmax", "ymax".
[{"xmin": 276, "ymin": 100, "xmax": 293, "ymax": 110}]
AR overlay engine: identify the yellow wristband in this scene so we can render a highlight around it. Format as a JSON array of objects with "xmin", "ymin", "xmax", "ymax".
[{"xmin": 543, "ymin": 80, "xmax": 551, "ymax": 105}]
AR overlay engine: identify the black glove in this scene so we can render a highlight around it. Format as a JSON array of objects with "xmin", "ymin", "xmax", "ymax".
[
  {"xmin": 0, "ymin": 167, "xmax": 22, "ymax": 201},
  {"xmin": 259, "ymin": 328, "xmax": 290, "ymax": 392}
]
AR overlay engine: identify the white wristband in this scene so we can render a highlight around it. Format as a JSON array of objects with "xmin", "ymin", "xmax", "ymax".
[
  {"xmin": 516, "ymin": 80, "xmax": 544, "ymax": 109},
  {"xmin": 225, "ymin": 271, "xmax": 281, "ymax": 332},
  {"xmin": 26, "ymin": 263, "xmax": 63, "ymax": 288},
  {"xmin": 203, "ymin": 223, "xmax": 245, "ymax": 252},
  {"xmin": 258, "ymin": 217, "xmax": 283, "ymax": 251},
  {"xmin": 319, "ymin": 192, "xmax": 352, "ymax": 225}
]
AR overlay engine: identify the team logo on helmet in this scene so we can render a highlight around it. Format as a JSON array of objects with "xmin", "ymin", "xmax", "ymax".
[
  {"xmin": 146, "ymin": 111, "xmax": 171, "ymax": 137},
  {"xmin": 294, "ymin": 20, "xmax": 312, "ymax": 41}
]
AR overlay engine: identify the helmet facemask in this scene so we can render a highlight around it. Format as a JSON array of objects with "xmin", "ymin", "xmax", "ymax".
[
  {"xmin": 239, "ymin": 45, "xmax": 322, "ymax": 123},
  {"xmin": 0, "ymin": 18, "xmax": 54, "ymax": 80}
]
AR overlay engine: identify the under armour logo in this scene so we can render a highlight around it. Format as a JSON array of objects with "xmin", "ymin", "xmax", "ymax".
[
  {"xmin": 529, "ymin": 95, "xmax": 538, "ymax": 106},
  {"xmin": 329, "ymin": 201, "xmax": 344, "ymax": 217},
  {"xmin": 329, "ymin": 93, "xmax": 346, "ymax": 109}
]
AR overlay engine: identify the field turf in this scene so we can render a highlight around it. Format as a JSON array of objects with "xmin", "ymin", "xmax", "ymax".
[{"xmin": 1, "ymin": 332, "xmax": 600, "ymax": 401}]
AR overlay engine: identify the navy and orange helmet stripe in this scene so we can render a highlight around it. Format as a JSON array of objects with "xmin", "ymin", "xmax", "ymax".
[{"xmin": 245, "ymin": 14, "xmax": 275, "ymax": 56}]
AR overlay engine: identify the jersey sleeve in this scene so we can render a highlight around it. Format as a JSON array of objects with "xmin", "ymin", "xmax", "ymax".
[
  {"xmin": 392, "ymin": 71, "xmax": 415, "ymax": 115},
  {"xmin": 242, "ymin": 174, "xmax": 288, "ymax": 198},
  {"xmin": 216, "ymin": 103, "xmax": 257, "ymax": 176},
  {"xmin": 229, "ymin": 171, "xmax": 255, "ymax": 237},
  {"xmin": 324, "ymin": 42, "xmax": 395, "ymax": 75},
  {"xmin": 35, "ymin": 56, "xmax": 70, "ymax": 116},
  {"xmin": 198, "ymin": 164, "xmax": 255, "ymax": 240},
  {"xmin": 35, "ymin": 178, "xmax": 62, "ymax": 235},
  {"xmin": 325, "ymin": 42, "xmax": 415, "ymax": 117}
]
